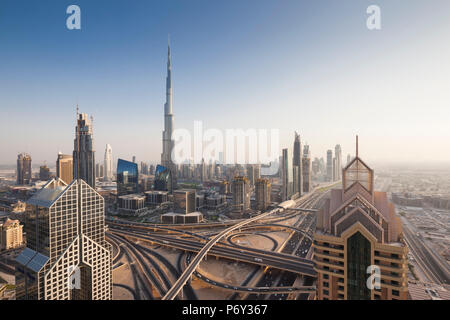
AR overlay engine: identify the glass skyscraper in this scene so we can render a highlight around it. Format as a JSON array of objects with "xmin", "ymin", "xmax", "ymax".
[
  {"xmin": 15, "ymin": 178, "xmax": 112, "ymax": 300},
  {"xmin": 116, "ymin": 159, "xmax": 139, "ymax": 196},
  {"xmin": 154, "ymin": 165, "xmax": 171, "ymax": 192}
]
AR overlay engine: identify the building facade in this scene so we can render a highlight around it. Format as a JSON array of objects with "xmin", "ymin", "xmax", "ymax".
[
  {"xmin": 73, "ymin": 112, "xmax": 96, "ymax": 189},
  {"xmin": 255, "ymin": 178, "xmax": 271, "ymax": 211},
  {"xmin": 39, "ymin": 165, "xmax": 50, "ymax": 181},
  {"xmin": 161, "ymin": 40, "xmax": 177, "ymax": 192},
  {"xmin": 104, "ymin": 144, "xmax": 113, "ymax": 182},
  {"xmin": 282, "ymin": 148, "xmax": 294, "ymax": 201},
  {"xmin": 302, "ymin": 144, "xmax": 311, "ymax": 193},
  {"xmin": 0, "ymin": 218, "xmax": 23, "ymax": 250},
  {"xmin": 117, "ymin": 159, "xmax": 139, "ymax": 196},
  {"xmin": 314, "ymin": 138, "xmax": 408, "ymax": 300},
  {"xmin": 17, "ymin": 153, "xmax": 32, "ymax": 185},
  {"xmin": 173, "ymin": 189, "xmax": 196, "ymax": 214},
  {"xmin": 56, "ymin": 153, "xmax": 73, "ymax": 185},
  {"xmin": 15, "ymin": 178, "xmax": 112, "ymax": 300},
  {"xmin": 293, "ymin": 132, "xmax": 302, "ymax": 197},
  {"xmin": 335, "ymin": 144, "xmax": 342, "ymax": 181},
  {"xmin": 326, "ymin": 150, "xmax": 333, "ymax": 182},
  {"xmin": 231, "ymin": 176, "xmax": 250, "ymax": 213}
]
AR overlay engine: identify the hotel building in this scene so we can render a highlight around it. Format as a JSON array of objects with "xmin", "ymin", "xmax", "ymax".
[{"xmin": 313, "ymin": 137, "xmax": 408, "ymax": 300}]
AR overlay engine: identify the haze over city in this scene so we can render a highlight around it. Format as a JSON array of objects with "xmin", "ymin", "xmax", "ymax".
[{"xmin": 1, "ymin": 0, "xmax": 449, "ymax": 166}]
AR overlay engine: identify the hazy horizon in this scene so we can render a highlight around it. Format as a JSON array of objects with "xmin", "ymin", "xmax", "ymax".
[{"xmin": 1, "ymin": 0, "xmax": 449, "ymax": 166}]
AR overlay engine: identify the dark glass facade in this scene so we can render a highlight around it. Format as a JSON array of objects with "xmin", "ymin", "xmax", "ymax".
[
  {"xmin": 117, "ymin": 159, "xmax": 139, "ymax": 196},
  {"xmin": 347, "ymin": 232, "xmax": 371, "ymax": 300},
  {"xmin": 154, "ymin": 165, "xmax": 171, "ymax": 192}
]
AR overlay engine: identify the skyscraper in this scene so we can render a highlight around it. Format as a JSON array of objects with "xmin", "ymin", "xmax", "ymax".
[
  {"xmin": 73, "ymin": 112, "xmax": 95, "ymax": 189},
  {"xmin": 17, "ymin": 153, "xmax": 32, "ymax": 185},
  {"xmin": 15, "ymin": 178, "xmax": 112, "ymax": 300},
  {"xmin": 117, "ymin": 159, "xmax": 139, "ymax": 196},
  {"xmin": 231, "ymin": 176, "xmax": 250, "ymax": 214},
  {"xmin": 104, "ymin": 144, "xmax": 113, "ymax": 181},
  {"xmin": 314, "ymin": 137, "xmax": 408, "ymax": 300},
  {"xmin": 292, "ymin": 132, "xmax": 302, "ymax": 197},
  {"xmin": 326, "ymin": 150, "xmax": 333, "ymax": 182},
  {"xmin": 255, "ymin": 178, "xmax": 271, "ymax": 211},
  {"xmin": 282, "ymin": 148, "xmax": 294, "ymax": 201},
  {"xmin": 335, "ymin": 144, "xmax": 342, "ymax": 181},
  {"xmin": 161, "ymin": 39, "xmax": 177, "ymax": 192},
  {"xmin": 302, "ymin": 144, "xmax": 311, "ymax": 193},
  {"xmin": 56, "ymin": 153, "xmax": 73, "ymax": 185}
]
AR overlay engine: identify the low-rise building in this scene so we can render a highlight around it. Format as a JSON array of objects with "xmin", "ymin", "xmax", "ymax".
[
  {"xmin": 161, "ymin": 211, "xmax": 203, "ymax": 224},
  {"xmin": 118, "ymin": 194, "xmax": 146, "ymax": 216},
  {"xmin": 145, "ymin": 190, "xmax": 169, "ymax": 205}
]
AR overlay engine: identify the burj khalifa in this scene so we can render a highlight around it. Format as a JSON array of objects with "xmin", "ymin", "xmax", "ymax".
[{"xmin": 161, "ymin": 39, "xmax": 177, "ymax": 191}]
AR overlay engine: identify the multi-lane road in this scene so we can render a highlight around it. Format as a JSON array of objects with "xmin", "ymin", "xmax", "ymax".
[{"xmin": 107, "ymin": 183, "xmax": 335, "ymax": 300}]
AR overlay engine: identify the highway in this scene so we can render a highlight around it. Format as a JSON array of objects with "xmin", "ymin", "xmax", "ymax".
[
  {"xmin": 402, "ymin": 222, "xmax": 450, "ymax": 285},
  {"xmin": 107, "ymin": 182, "xmax": 336, "ymax": 300},
  {"xmin": 161, "ymin": 185, "xmax": 332, "ymax": 300},
  {"xmin": 160, "ymin": 190, "xmax": 322, "ymax": 300}
]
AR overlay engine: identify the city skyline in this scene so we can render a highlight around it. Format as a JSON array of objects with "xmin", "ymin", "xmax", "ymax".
[{"xmin": 1, "ymin": 0, "xmax": 450, "ymax": 166}]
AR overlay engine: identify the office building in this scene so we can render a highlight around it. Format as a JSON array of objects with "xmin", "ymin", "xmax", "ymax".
[
  {"xmin": 104, "ymin": 144, "xmax": 113, "ymax": 181},
  {"xmin": 117, "ymin": 194, "xmax": 146, "ymax": 216},
  {"xmin": 302, "ymin": 145, "xmax": 311, "ymax": 193},
  {"xmin": 39, "ymin": 165, "xmax": 50, "ymax": 181},
  {"xmin": 231, "ymin": 176, "xmax": 250, "ymax": 213},
  {"xmin": 326, "ymin": 150, "xmax": 333, "ymax": 182},
  {"xmin": 173, "ymin": 189, "xmax": 196, "ymax": 214},
  {"xmin": 145, "ymin": 190, "xmax": 169, "ymax": 205},
  {"xmin": 205, "ymin": 193, "xmax": 226, "ymax": 212},
  {"xmin": 73, "ymin": 112, "xmax": 96, "ymax": 189},
  {"xmin": 117, "ymin": 159, "xmax": 139, "ymax": 196},
  {"xmin": 154, "ymin": 164, "xmax": 172, "ymax": 192},
  {"xmin": 56, "ymin": 153, "xmax": 73, "ymax": 185},
  {"xmin": 312, "ymin": 158, "xmax": 320, "ymax": 177},
  {"xmin": 282, "ymin": 148, "xmax": 294, "ymax": 201},
  {"xmin": 0, "ymin": 218, "xmax": 23, "ymax": 250},
  {"xmin": 15, "ymin": 178, "xmax": 112, "ymax": 300},
  {"xmin": 292, "ymin": 132, "xmax": 302, "ymax": 196},
  {"xmin": 335, "ymin": 144, "xmax": 342, "ymax": 181},
  {"xmin": 140, "ymin": 162, "xmax": 149, "ymax": 175},
  {"xmin": 314, "ymin": 137, "xmax": 408, "ymax": 300},
  {"xmin": 333, "ymin": 157, "xmax": 338, "ymax": 182},
  {"xmin": 17, "ymin": 153, "xmax": 32, "ymax": 185},
  {"xmin": 255, "ymin": 178, "xmax": 271, "ymax": 211}
]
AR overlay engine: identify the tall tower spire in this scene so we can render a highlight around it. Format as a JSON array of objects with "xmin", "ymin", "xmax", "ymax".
[{"xmin": 161, "ymin": 36, "xmax": 177, "ymax": 192}]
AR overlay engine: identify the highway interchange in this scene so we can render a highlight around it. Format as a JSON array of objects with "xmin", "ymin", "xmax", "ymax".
[{"xmin": 107, "ymin": 184, "xmax": 333, "ymax": 300}]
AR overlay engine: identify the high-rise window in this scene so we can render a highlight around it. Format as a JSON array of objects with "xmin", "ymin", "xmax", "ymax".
[{"xmin": 347, "ymin": 232, "xmax": 371, "ymax": 300}]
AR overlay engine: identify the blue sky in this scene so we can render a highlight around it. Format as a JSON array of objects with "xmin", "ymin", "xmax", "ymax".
[{"xmin": 1, "ymin": 0, "xmax": 449, "ymax": 166}]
